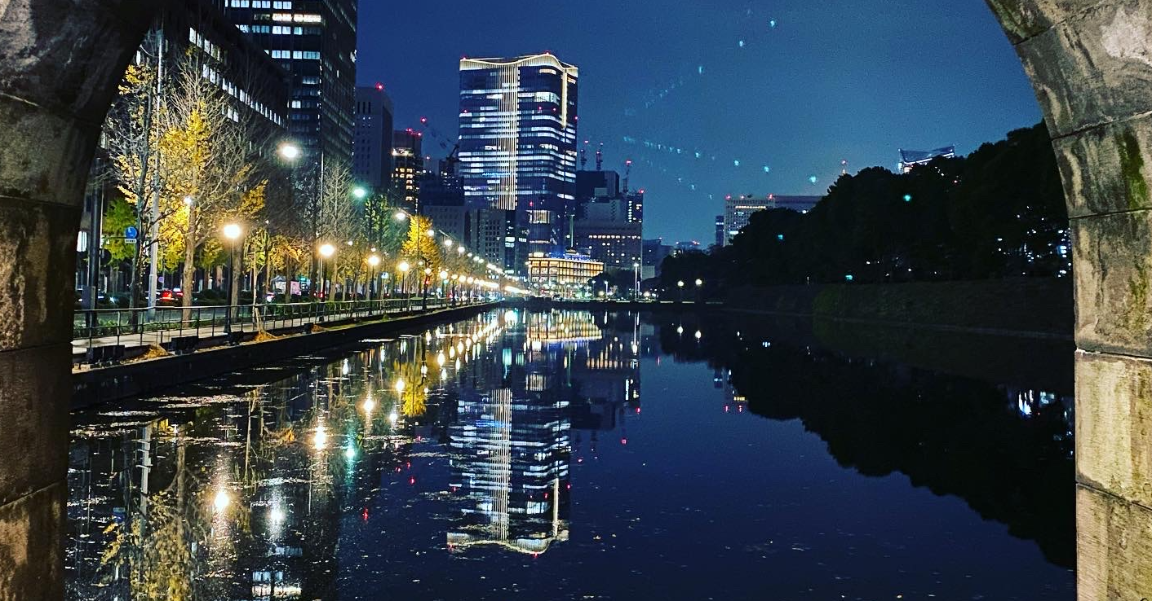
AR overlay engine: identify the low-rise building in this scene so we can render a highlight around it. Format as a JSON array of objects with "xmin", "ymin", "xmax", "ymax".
[{"xmin": 528, "ymin": 251, "xmax": 604, "ymax": 292}]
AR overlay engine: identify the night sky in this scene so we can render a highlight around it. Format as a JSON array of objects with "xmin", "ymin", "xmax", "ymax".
[{"xmin": 356, "ymin": 0, "xmax": 1041, "ymax": 244}]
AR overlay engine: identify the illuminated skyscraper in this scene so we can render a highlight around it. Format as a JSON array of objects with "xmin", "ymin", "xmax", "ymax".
[
  {"xmin": 459, "ymin": 53, "xmax": 580, "ymax": 272},
  {"xmin": 392, "ymin": 129, "xmax": 423, "ymax": 209},
  {"xmin": 353, "ymin": 85, "xmax": 393, "ymax": 192},
  {"xmin": 220, "ymin": 0, "xmax": 358, "ymax": 172}
]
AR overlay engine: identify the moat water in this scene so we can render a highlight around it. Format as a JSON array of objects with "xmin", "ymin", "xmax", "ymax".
[{"xmin": 66, "ymin": 309, "xmax": 1075, "ymax": 600}]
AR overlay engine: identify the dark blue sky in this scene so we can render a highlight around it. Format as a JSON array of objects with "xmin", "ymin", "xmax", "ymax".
[{"xmin": 356, "ymin": 0, "xmax": 1040, "ymax": 244}]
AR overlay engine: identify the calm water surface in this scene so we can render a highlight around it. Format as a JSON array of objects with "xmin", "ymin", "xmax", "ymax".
[{"xmin": 66, "ymin": 309, "xmax": 1075, "ymax": 600}]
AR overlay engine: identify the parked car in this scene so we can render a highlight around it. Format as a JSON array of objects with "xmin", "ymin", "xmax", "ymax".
[{"xmin": 157, "ymin": 289, "xmax": 183, "ymax": 306}]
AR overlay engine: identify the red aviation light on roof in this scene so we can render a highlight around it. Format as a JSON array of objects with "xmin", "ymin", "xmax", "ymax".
[{"xmin": 375, "ymin": 82, "xmax": 384, "ymax": 91}]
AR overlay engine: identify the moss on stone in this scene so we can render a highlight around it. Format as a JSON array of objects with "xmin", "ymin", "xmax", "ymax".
[
  {"xmin": 1117, "ymin": 130, "xmax": 1149, "ymax": 211},
  {"xmin": 1127, "ymin": 261, "xmax": 1150, "ymax": 334},
  {"xmin": 984, "ymin": 0, "xmax": 1048, "ymax": 42}
]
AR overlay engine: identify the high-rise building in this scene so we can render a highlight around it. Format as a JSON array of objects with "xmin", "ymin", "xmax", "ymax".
[
  {"xmin": 714, "ymin": 215, "xmax": 725, "ymax": 248},
  {"xmin": 392, "ymin": 129, "xmax": 423, "ymax": 209},
  {"xmin": 219, "ymin": 0, "xmax": 358, "ymax": 172},
  {"xmin": 459, "ymin": 53, "xmax": 580, "ymax": 272},
  {"xmin": 568, "ymin": 174, "xmax": 644, "ymax": 271},
  {"xmin": 78, "ymin": 0, "xmax": 291, "ymax": 305},
  {"xmin": 575, "ymin": 170, "xmax": 619, "ymax": 200},
  {"xmin": 642, "ymin": 239, "xmax": 672, "ymax": 280},
  {"xmin": 471, "ymin": 209, "xmax": 514, "ymax": 270},
  {"xmin": 624, "ymin": 190, "xmax": 644, "ymax": 224},
  {"xmin": 352, "ymin": 84, "xmax": 393, "ymax": 191},
  {"xmin": 722, "ymin": 194, "xmax": 821, "ymax": 246},
  {"xmin": 573, "ymin": 219, "xmax": 642, "ymax": 271},
  {"xmin": 175, "ymin": 1, "xmax": 290, "ymax": 136},
  {"xmin": 424, "ymin": 205, "xmax": 470, "ymax": 247}
]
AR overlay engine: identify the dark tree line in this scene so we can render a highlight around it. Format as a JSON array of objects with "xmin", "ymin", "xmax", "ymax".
[{"xmin": 661, "ymin": 123, "xmax": 1069, "ymax": 295}]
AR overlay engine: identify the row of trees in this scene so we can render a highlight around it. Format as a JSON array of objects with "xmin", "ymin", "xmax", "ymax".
[
  {"xmin": 96, "ymin": 35, "xmax": 491, "ymax": 314},
  {"xmin": 660, "ymin": 122, "xmax": 1070, "ymax": 295}
]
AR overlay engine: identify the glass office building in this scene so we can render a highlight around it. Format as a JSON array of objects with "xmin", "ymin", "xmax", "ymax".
[
  {"xmin": 220, "ymin": 0, "xmax": 358, "ymax": 171},
  {"xmin": 459, "ymin": 53, "xmax": 580, "ymax": 272}
]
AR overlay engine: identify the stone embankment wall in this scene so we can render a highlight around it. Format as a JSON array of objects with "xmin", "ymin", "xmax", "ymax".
[{"xmin": 726, "ymin": 279, "xmax": 1073, "ymax": 338}]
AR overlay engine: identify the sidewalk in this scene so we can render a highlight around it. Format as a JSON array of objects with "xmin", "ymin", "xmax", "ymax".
[{"xmin": 71, "ymin": 300, "xmax": 449, "ymax": 358}]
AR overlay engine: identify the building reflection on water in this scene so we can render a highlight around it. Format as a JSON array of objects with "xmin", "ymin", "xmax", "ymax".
[
  {"xmin": 64, "ymin": 309, "xmax": 1073, "ymax": 599},
  {"xmin": 446, "ymin": 310, "xmax": 645, "ymax": 555},
  {"xmin": 65, "ymin": 310, "xmax": 648, "ymax": 598}
]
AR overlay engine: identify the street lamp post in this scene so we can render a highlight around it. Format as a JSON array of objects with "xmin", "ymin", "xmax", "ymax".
[
  {"xmin": 677, "ymin": 280, "xmax": 685, "ymax": 303},
  {"xmin": 422, "ymin": 267, "xmax": 432, "ymax": 311},
  {"xmin": 318, "ymin": 243, "xmax": 336, "ymax": 315},
  {"xmin": 222, "ymin": 223, "xmax": 243, "ymax": 336},
  {"xmin": 277, "ymin": 143, "xmax": 301, "ymax": 304},
  {"xmin": 633, "ymin": 262, "xmax": 640, "ymax": 301},
  {"xmin": 398, "ymin": 261, "xmax": 411, "ymax": 311},
  {"xmin": 695, "ymin": 278, "xmax": 703, "ymax": 304},
  {"xmin": 367, "ymin": 254, "xmax": 381, "ymax": 305}
]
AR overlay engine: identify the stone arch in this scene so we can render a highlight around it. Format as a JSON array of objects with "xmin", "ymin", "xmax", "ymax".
[
  {"xmin": 989, "ymin": 1, "xmax": 1152, "ymax": 597},
  {"xmin": 0, "ymin": 2, "xmax": 155, "ymax": 598},
  {"xmin": 0, "ymin": 0, "xmax": 1148, "ymax": 599}
]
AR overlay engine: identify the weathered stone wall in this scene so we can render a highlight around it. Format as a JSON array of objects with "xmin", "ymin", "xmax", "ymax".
[
  {"xmin": 0, "ymin": 2, "xmax": 154, "ymax": 599},
  {"xmin": 988, "ymin": 1, "xmax": 1152, "ymax": 597},
  {"xmin": 0, "ymin": 1, "xmax": 1147, "ymax": 599}
]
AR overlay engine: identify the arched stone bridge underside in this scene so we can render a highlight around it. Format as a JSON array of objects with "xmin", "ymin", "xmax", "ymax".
[{"xmin": 0, "ymin": 0, "xmax": 1149, "ymax": 598}]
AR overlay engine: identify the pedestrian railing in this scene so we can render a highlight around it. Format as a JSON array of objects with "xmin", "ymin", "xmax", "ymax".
[{"xmin": 72, "ymin": 296, "xmax": 474, "ymax": 355}]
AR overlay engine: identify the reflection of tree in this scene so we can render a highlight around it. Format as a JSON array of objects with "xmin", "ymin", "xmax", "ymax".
[
  {"xmin": 659, "ymin": 321, "xmax": 1075, "ymax": 568},
  {"xmin": 393, "ymin": 355, "xmax": 430, "ymax": 418},
  {"xmin": 100, "ymin": 442, "xmax": 201, "ymax": 600}
]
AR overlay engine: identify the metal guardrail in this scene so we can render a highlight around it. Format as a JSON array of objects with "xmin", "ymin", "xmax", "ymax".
[{"xmin": 72, "ymin": 296, "xmax": 470, "ymax": 351}]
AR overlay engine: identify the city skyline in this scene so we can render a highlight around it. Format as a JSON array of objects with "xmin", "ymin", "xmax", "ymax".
[{"xmin": 356, "ymin": 0, "xmax": 1040, "ymax": 244}]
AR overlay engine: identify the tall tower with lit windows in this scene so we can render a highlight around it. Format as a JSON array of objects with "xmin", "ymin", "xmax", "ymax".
[
  {"xmin": 458, "ymin": 54, "xmax": 580, "ymax": 273},
  {"xmin": 220, "ymin": 0, "xmax": 358, "ymax": 172}
]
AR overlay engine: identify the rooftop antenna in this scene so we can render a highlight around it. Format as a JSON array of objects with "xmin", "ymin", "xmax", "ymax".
[
  {"xmin": 580, "ymin": 140, "xmax": 589, "ymax": 170},
  {"xmin": 595, "ymin": 143, "xmax": 604, "ymax": 171},
  {"xmin": 623, "ymin": 159, "xmax": 633, "ymax": 193}
]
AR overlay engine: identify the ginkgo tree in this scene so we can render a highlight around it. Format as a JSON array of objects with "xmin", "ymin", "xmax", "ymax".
[{"xmin": 156, "ymin": 57, "xmax": 268, "ymax": 317}]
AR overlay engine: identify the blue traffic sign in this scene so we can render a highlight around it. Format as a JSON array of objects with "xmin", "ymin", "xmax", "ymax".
[{"xmin": 125, "ymin": 226, "xmax": 139, "ymax": 240}]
